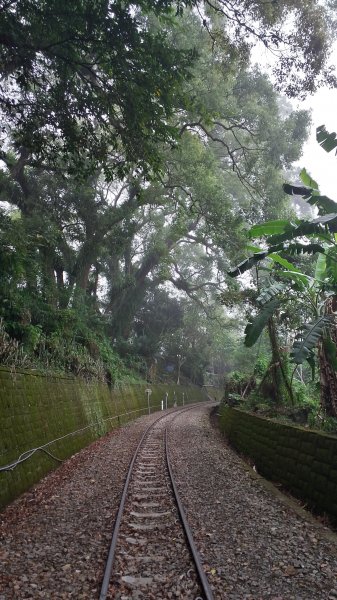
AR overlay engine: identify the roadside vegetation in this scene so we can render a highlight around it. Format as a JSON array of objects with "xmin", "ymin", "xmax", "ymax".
[{"xmin": 1, "ymin": 0, "xmax": 337, "ymax": 425}]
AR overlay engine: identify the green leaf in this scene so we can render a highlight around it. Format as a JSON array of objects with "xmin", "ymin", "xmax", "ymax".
[
  {"xmin": 307, "ymin": 194, "xmax": 337, "ymax": 216},
  {"xmin": 270, "ymin": 216, "xmax": 337, "ymax": 245},
  {"xmin": 244, "ymin": 298, "xmax": 280, "ymax": 347},
  {"xmin": 300, "ymin": 168, "xmax": 319, "ymax": 191},
  {"xmin": 285, "ymin": 243, "xmax": 325, "ymax": 256},
  {"xmin": 283, "ymin": 183, "xmax": 311, "ymax": 198},
  {"xmin": 306, "ymin": 352, "xmax": 316, "ymax": 381},
  {"xmin": 312, "ymin": 213, "xmax": 337, "ymax": 229},
  {"xmin": 291, "ymin": 315, "xmax": 334, "ymax": 364},
  {"xmin": 246, "ymin": 244, "xmax": 263, "ymax": 252},
  {"xmin": 269, "ymin": 253, "xmax": 300, "ymax": 272},
  {"xmin": 228, "ymin": 242, "xmax": 321, "ymax": 279},
  {"xmin": 326, "ymin": 250, "xmax": 337, "ymax": 285},
  {"xmin": 284, "ymin": 174, "xmax": 337, "ymax": 214},
  {"xmin": 276, "ymin": 270, "xmax": 312, "ymax": 288},
  {"xmin": 257, "ymin": 283, "xmax": 286, "ymax": 305},
  {"xmin": 248, "ymin": 220, "xmax": 291, "ymax": 239},
  {"xmin": 228, "ymin": 251, "xmax": 267, "ymax": 277},
  {"xmin": 317, "ymin": 125, "xmax": 337, "ymax": 154},
  {"xmin": 314, "ymin": 252, "xmax": 326, "ymax": 282}
]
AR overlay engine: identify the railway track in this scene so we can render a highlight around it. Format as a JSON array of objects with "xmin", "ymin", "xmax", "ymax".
[{"xmin": 99, "ymin": 404, "xmax": 214, "ymax": 600}]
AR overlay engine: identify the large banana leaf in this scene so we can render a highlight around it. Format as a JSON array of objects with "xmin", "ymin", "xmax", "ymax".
[
  {"xmin": 291, "ymin": 315, "xmax": 334, "ymax": 364},
  {"xmin": 244, "ymin": 298, "xmax": 280, "ymax": 347},
  {"xmin": 248, "ymin": 220, "xmax": 291, "ymax": 239},
  {"xmin": 300, "ymin": 168, "xmax": 319, "ymax": 191},
  {"xmin": 283, "ymin": 183, "xmax": 311, "ymax": 198},
  {"xmin": 268, "ymin": 253, "xmax": 299, "ymax": 271},
  {"xmin": 285, "ymin": 243, "xmax": 325, "ymax": 256},
  {"xmin": 228, "ymin": 242, "xmax": 324, "ymax": 279},
  {"xmin": 307, "ymin": 195, "xmax": 337, "ymax": 215},
  {"xmin": 317, "ymin": 125, "xmax": 337, "ymax": 153},
  {"xmin": 283, "ymin": 174, "xmax": 337, "ymax": 215},
  {"xmin": 326, "ymin": 252, "xmax": 337, "ymax": 285},
  {"xmin": 314, "ymin": 252, "xmax": 326, "ymax": 282},
  {"xmin": 228, "ymin": 251, "xmax": 267, "ymax": 277},
  {"xmin": 270, "ymin": 215, "xmax": 337, "ymax": 245},
  {"xmin": 276, "ymin": 270, "xmax": 312, "ymax": 288},
  {"xmin": 257, "ymin": 283, "xmax": 286, "ymax": 305}
]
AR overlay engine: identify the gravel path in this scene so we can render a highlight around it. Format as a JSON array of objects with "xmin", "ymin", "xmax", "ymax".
[
  {"xmin": 1, "ymin": 402, "xmax": 337, "ymax": 599},
  {"xmin": 169, "ymin": 404, "xmax": 337, "ymax": 600}
]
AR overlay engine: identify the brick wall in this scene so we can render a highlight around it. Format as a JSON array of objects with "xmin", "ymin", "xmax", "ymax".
[
  {"xmin": 220, "ymin": 407, "xmax": 337, "ymax": 523},
  {"xmin": 0, "ymin": 367, "xmax": 205, "ymax": 509}
]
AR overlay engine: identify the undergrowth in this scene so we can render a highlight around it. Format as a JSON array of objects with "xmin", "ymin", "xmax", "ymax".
[
  {"xmin": 223, "ymin": 367, "xmax": 337, "ymax": 435},
  {"xmin": 0, "ymin": 319, "xmax": 144, "ymax": 385}
]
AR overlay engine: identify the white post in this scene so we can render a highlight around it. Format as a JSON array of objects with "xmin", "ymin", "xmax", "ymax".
[
  {"xmin": 161, "ymin": 399, "xmax": 164, "ymax": 411},
  {"xmin": 145, "ymin": 388, "xmax": 152, "ymax": 415},
  {"xmin": 165, "ymin": 392, "xmax": 168, "ymax": 410}
]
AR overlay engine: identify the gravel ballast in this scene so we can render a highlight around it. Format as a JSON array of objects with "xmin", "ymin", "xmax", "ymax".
[
  {"xmin": 0, "ymin": 411, "xmax": 167, "ymax": 599},
  {"xmin": 1, "ymin": 402, "xmax": 337, "ymax": 599},
  {"xmin": 169, "ymin": 404, "xmax": 337, "ymax": 599}
]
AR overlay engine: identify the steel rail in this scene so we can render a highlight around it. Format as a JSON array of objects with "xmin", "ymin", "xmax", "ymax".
[
  {"xmin": 165, "ymin": 416, "xmax": 215, "ymax": 600},
  {"xmin": 99, "ymin": 402, "xmax": 209, "ymax": 599}
]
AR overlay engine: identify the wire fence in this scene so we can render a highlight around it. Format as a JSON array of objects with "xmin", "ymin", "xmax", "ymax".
[{"xmin": 0, "ymin": 394, "xmax": 199, "ymax": 473}]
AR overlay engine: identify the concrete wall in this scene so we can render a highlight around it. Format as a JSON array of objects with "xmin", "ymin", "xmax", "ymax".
[
  {"xmin": 0, "ymin": 367, "xmax": 205, "ymax": 509},
  {"xmin": 220, "ymin": 407, "xmax": 337, "ymax": 524}
]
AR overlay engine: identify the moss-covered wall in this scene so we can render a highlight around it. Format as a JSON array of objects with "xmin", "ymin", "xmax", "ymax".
[
  {"xmin": 0, "ymin": 367, "xmax": 206, "ymax": 510},
  {"xmin": 220, "ymin": 407, "xmax": 337, "ymax": 523}
]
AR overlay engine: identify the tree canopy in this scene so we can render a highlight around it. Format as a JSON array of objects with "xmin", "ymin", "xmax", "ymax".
[
  {"xmin": 0, "ymin": 0, "xmax": 336, "ymax": 400},
  {"xmin": 0, "ymin": 0, "xmax": 335, "ymax": 177}
]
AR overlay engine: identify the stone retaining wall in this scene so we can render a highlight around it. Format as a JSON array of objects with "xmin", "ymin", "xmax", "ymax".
[
  {"xmin": 0, "ymin": 367, "xmax": 205, "ymax": 509},
  {"xmin": 220, "ymin": 406, "xmax": 337, "ymax": 523}
]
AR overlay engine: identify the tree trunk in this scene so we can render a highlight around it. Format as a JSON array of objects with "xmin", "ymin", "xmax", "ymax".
[
  {"xmin": 39, "ymin": 246, "xmax": 57, "ymax": 308},
  {"xmin": 267, "ymin": 317, "xmax": 294, "ymax": 405},
  {"xmin": 319, "ymin": 297, "xmax": 337, "ymax": 417}
]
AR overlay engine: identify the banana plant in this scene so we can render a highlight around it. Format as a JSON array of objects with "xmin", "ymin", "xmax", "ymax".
[{"xmin": 228, "ymin": 126, "xmax": 337, "ymax": 415}]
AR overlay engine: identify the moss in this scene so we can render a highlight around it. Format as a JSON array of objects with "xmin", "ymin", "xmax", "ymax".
[
  {"xmin": 0, "ymin": 368, "xmax": 206, "ymax": 510},
  {"xmin": 220, "ymin": 406, "xmax": 337, "ymax": 526}
]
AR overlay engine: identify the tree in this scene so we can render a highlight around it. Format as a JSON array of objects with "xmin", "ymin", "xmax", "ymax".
[
  {"xmin": 0, "ymin": 0, "xmax": 334, "ymax": 177},
  {"xmin": 0, "ymin": 4, "xmax": 323, "ymax": 383},
  {"xmin": 0, "ymin": 0, "xmax": 197, "ymax": 178}
]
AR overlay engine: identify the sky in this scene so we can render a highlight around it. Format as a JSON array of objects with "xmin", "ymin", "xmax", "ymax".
[
  {"xmin": 289, "ymin": 42, "xmax": 337, "ymax": 202},
  {"xmin": 295, "ymin": 83, "xmax": 337, "ymax": 201},
  {"xmin": 252, "ymin": 40, "xmax": 337, "ymax": 202}
]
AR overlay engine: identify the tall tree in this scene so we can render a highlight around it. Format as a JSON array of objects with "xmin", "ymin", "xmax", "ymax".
[{"xmin": 0, "ymin": 0, "xmax": 334, "ymax": 177}]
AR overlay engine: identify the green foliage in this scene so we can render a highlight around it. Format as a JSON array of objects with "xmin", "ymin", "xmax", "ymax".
[
  {"xmin": 323, "ymin": 334, "xmax": 337, "ymax": 371},
  {"xmin": 0, "ymin": 0, "xmax": 199, "ymax": 179},
  {"xmin": 248, "ymin": 220, "xmax": 291, "ymax": 238},
  {"xmin": 253, "ymin": 355, "xmax": 270, "ymax": 377},
  {"xmin": 0, "ymin": 2, "xmax": 326, "ymax": 389},
  {"xmin": 316, "ymin": 125, "xmax": 337, "ymax": 153},
  {"xmin": 244, "ymin": 299, "xmax": 280, "ymax": 347},
  {"xmin": 291, "ymin": 316, "xmax": 334, "ymax": 365},
  {"xmin": 257, "ymin": 283, "xmax": 286, "ymax": 305}
]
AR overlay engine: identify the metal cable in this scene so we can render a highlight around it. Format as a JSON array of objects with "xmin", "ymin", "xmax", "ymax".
[{"xmin": 0, "ymin": 404, "xmax": 162, "ymax": 473}]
